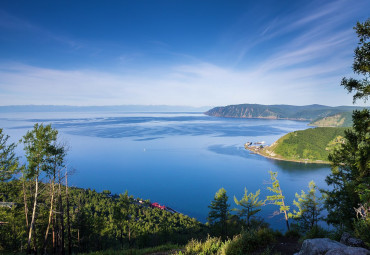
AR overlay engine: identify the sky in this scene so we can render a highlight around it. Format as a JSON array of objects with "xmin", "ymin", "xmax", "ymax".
[{"xmin": 0, "ymin": 0, "xmax": 369, "ymax": 107}]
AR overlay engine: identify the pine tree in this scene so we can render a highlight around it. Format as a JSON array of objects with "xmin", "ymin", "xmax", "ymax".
[
  {"xmin": 208, "ymin": 188, "xmax": 230, "ymax": 239},
  {"xmin": 0, "ymin": 129, "xmax": 19, "ymax": 182},
  {"xmin": 289, "ymin": 181, "xmax": 323, "ymax": 233},
  {"xmin": 233, "ymin": 188, "xmax": 264, "ymax": 228},
  {"xmin": 341, "ymin": 19, "xmax": 370, "ymax": 103},
  {"xmin": 325, "ymin": 18, "xmax": 370, "ymax": 230}
]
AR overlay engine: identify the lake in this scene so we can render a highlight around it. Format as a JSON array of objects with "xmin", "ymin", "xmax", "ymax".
[{"xmin": 0, "ymin": 111, "xmax": 331, "ymax": 231}]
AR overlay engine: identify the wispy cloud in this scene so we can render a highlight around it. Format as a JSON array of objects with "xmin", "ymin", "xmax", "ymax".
[
  {"xmin": 232, "ymin": 0, "xmax": 363, "ymax": 66},
  {"xmin": 0, "ymin": 53, "xmax": 357, "ymax": 107}
]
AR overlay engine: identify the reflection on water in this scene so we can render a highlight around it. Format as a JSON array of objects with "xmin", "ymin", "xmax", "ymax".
[
  {"xmin": 0, "ymin": 112, "xmax": 331, "ymax": 231},
  {"xmin": 208, "ymin": 144, "xmax": 329, "ymax": 174},
  {"xmin": 270, "ymin": 158, "xmax": 330, "ymax": 174}
]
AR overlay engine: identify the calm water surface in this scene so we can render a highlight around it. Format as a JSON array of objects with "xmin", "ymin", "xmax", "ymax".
[{"xmin": 0, "ymin": 112, "xmax": 331, "ymax": 231}]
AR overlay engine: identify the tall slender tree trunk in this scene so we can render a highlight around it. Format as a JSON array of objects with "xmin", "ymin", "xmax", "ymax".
[
  {"xmin": 22, "ymin": 175, "xmax": 29, "ymax": 228},
  {"xmin": 77, "ymin": 229, "xmax": 80, "ymax": 252},
  {"xmin": 279, "ymin": 187, "xmax": 290, "ymax": 231},
  {"xmin": 65, "ymin": 172, "xmax": 72, "ymax": 255},
  {"xmin": 28, "ymin": 175, "xmax": 39, "ymax": 254},
  {"xmin": 52, "ymin": 215, "xmax": 56, "ymax": 255},
  {"xmin": 58, "ymin": 177, "xmax": 65, "ymax": 255},
  {"xmin": 43, "ymin": 178, "xmax": 55, "ymax": 254}
]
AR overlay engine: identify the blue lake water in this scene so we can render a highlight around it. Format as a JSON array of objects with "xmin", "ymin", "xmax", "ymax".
[{"xmin": 0, "ymin": 112, "xmax": 331, "ymax": 231}]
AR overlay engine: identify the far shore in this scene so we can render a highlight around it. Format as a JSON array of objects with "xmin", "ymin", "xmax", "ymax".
[{"xmin": 245, "ymin": 146, "xmax": 331, "ymax": 165}]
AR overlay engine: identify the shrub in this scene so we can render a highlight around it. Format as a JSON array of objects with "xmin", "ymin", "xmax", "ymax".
[
  {"xmin": 221, "ymin": 227, "xmax": 277, "ymax": 255},
  {"xmin": 353, "ymin": 219, "xmax": 370, "ymax": 247},
  {"xmin": 219, "ymin": 235, "xmax": 242, "ymax": 255},
  {"xmin": 182, "ymin": 235, "xmax": 224, "ymax": 255},
  {"xmin": 284, "ymin": 224, "xmax": 301, "ymax": 239},
  {"xmin": 301, "ymin": 225, "xmax": 329, "ymax": 241},
  {"xmin": 179, "ymin": 227, "xmax": 278, "ymax": 255}
]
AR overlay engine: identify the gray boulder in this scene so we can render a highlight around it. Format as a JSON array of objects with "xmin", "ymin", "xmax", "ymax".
[
  {"xmin": 325, "ymin": 247, "xmax": 370, "ymax": 255},
  {"xmin": 296, "ymin": 238, "xmax": 346, "ymax": 255},
  {"xmin": 340, "ymin": 232, "xmax": 367, "ymax": 248}
]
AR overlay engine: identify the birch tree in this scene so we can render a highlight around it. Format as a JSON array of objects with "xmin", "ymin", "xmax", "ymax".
[{"xmin": 22, "ymin": 123, "xmax": 60, "ymax": 254}]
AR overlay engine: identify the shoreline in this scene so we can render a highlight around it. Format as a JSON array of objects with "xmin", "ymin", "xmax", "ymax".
[{"xmin": 245, "ymin": 146, "xmax": 331, "ymax": 165}]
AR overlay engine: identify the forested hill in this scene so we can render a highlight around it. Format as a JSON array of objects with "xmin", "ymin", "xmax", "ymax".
[
  {"xmin": 0, "ymin": 180, "xmax": 205, "ymax": 252},
  {"xmin": 205, "ymin": 104, "xmax": 362, "ymax": 122},
  {"xmin": 310, "ymin": 112, "xmax": 353, "ymax": 127},
  {"xmin": 253, "ymin": 127, "xmax": 347, "ymax": 163}
]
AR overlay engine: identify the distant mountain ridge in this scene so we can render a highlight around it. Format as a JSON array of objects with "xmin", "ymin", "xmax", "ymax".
[
  {"xmin": 0, "ymin": 105, "xmax": 211, "ymax": 113},
  {"xmin": 205, "ymin": 104, "xmax": 364, "ymax": 123}
]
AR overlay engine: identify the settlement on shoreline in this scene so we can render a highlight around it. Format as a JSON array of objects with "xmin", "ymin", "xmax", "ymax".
[{"xmin": 244, "ymin": 143, "xmax": 331, "ymax": 165}]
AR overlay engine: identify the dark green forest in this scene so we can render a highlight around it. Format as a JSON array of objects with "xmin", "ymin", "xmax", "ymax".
[{"xmin": 0, "ymin": 180, "xmax": 205, "ymax": 253}]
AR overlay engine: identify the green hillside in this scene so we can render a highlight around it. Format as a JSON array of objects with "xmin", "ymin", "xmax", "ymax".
[
  {"xmin": 310, "ymin": 112, "xmax": 353, "ymax": 127},
  {"xmin": 261, "ymin": 127, "xmax": 348, "ymax": 162},
  {"xmin": 205, "ymin": 104, "xmax": 363, "ymax": 122}
]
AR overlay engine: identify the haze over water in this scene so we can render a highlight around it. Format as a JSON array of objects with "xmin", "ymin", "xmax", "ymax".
[{"xmin": 0, "ymin": 111, "xmax": 331, "ymax": 231}]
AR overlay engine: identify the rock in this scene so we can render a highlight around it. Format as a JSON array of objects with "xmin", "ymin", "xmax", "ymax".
[
  {"xmin": 297, "ymin": 238, "xmax": 346, "ymax": 255},
  {"xmin": 325, "ymin": 247, "xmax": 370, "ymax": 255},
  {"xmin": 340, "ymin": 232, "xmax": 367, "ymax": 248}
]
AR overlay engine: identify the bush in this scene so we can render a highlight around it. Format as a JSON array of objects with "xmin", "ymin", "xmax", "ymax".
[
  {"xmin": 301, "ymin": 225, "xmax": 329, "ymax": 241},
  {"xmin": 219, "ymin": 235, "xmax": 242, "ymax": 255},
  {"xmin": 249, "ymin": 217, "xmax": 270, "ymax": 230},
  {"xmin": 182, "ymin": 235, "xmax": 225, "ymax": 255},
  {"xmin": 221, "ymin": 227, "xmax": 277, "ymax": 255},
  {"xmin": 353, "ymin": 219, "xmax": 370, "ymax": 247},
  {"xmin": 179, "ymin": 227, "xmax": 278, "ymax": 255},
  {"xmin": 284, "ymin": 224, "xmax": 301, "ymax": 239}
]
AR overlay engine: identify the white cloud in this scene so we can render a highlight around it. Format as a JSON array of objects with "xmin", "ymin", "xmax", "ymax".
[{"xmin": 0, "ymin": 55, "xmax": 358, "ymax": 107}]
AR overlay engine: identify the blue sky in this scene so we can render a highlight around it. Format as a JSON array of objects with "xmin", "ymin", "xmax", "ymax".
[{"xmin": 0, "ymin": 0, "xmax": 369, "ymax": 107}]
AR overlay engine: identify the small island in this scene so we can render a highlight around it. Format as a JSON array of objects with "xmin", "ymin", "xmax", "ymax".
[{"xmin": 245, "ymin": 127, "xmax": 347, "ymax": 164}]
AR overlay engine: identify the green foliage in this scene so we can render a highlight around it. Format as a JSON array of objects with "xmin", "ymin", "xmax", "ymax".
[
  {"xmin": 22, "ymin": 123, "xmax": 60, "ymax": 177},
  {"xmin": 284, "ymin": 227, "xmax": 301, "ymax": 239},
  {"xmin": 271, "ymin": 127, "xmax": 347, "ymax": 162},
  {"xmin": 341, "ymin": 18, "xmax": 370, "ymax": 103},
  {"xmin": 301, "ymin": 225, "xmax": 329, "ymax": 241},
  {"xmin": 288, "ymin": 181, "xmax": 324, "ymax": 233},
  {"xmin": 225, "ymin": 228, "xmax": 277, "ymax": 255},
  {"xmin": 0, "ymin": 180, "xmax": 204, "ymax": 253},
  {"xmin": 178, "ymin": 227, "xmax": 278, "ymax": 255},
  {"xmin": 323, "ymin": 19, "xmax": 370, "ymax": 241},
  {"xmin": 0, "ymin": 128, "xmax": 19, "ymax": 182},
  {"xmin": 181, "ymin": 236, "xmax": 225, "ymax": 255},
  {"xmin": 353, "ymin": 219, "xmax": 370, "ymax": 247},
  {"xmin": 233, "ymin": 188, "xmax": 263, "ymax": 227},
  {"xmin": 265, "ymin": 171, "xmax": 290, "ymax": 231},
  {"xmin": 324, "ymin": 110, "xmax": 370, "ymax": 228},
  {"xmin": 208, "ymin": 188, "xmax": 230, "ymax": 239}
]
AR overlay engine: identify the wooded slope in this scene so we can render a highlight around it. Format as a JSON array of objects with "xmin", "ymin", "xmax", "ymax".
[{"xmin": 265, "ymin": 127, "xmax": 347, "ymax": 162}]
